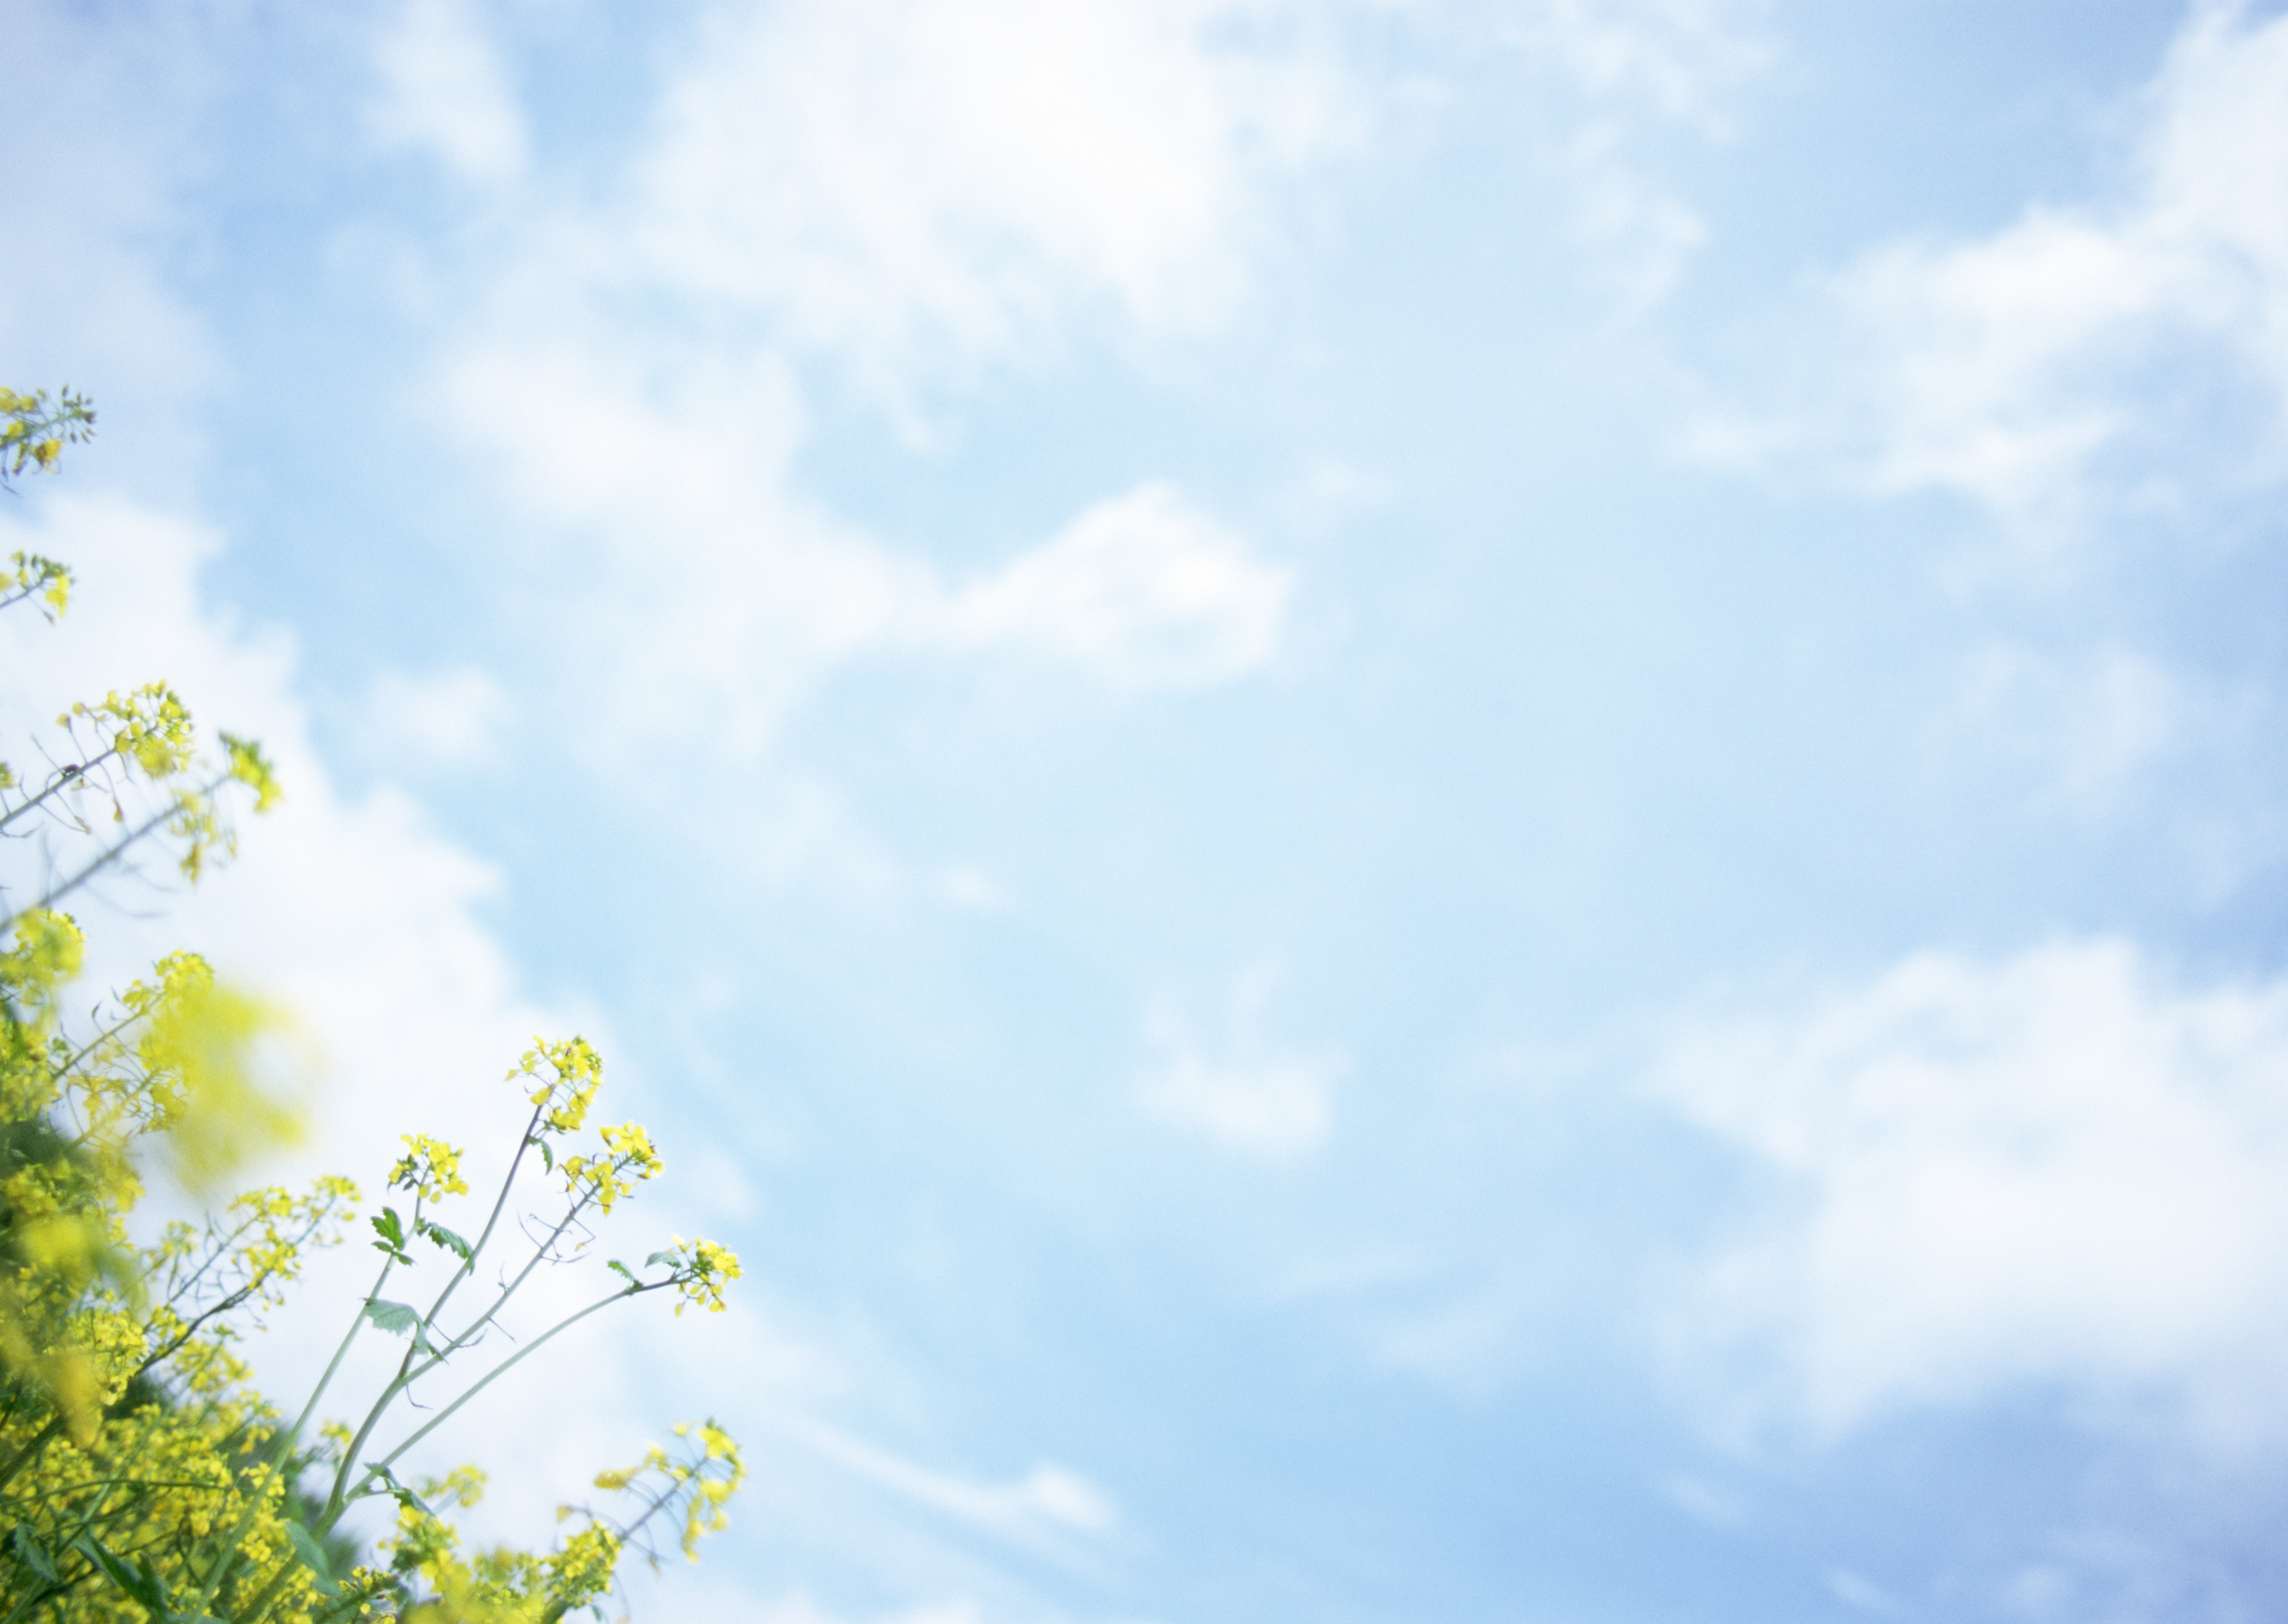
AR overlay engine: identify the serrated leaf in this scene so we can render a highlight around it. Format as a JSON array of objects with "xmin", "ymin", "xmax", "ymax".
[
  {"xmin": 73, "ymin": 1536, "xmax": 136, "ymax": 1591},
  {"xmin": 607, "ymin": 1259, "xmax": 636, "ymax": 1284},
  {"xmin": 9, "ymin": 1524, "xmax": 56, "ymax": 1585},
  {"xmin": 644, "ymin": 1249, "xmax": 677, "ymax": 1269},
  {"xmin": 370, "ymin": 1206, "xmax": 412, "ymax": 1263},
  {"xmin": 418, "ymin": 1219, "xmax": 472, "ymax": 1260},
  {"xmin": 362, "ymin": 1298, "xmax": 419, "ymax": 1336},
  {"xmin": 74, "ymin": 1536, "xmax": 166, "ymax": 1614},
  {"xmin": 284, "ymin": 1522, "xmax": 339, "ymax": 1597}
]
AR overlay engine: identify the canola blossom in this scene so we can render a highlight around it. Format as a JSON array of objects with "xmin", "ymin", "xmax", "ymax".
[{"xmin": 0, "ymin": 391, "xmax": 745, "ymax": 1623}]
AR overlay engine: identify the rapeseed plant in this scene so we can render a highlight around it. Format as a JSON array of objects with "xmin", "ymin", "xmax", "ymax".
[{"xmin": 0, "ymin": 388, "xmax": 745, "ymax": 1623}]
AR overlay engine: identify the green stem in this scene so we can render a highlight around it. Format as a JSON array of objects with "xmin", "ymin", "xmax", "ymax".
[
  {"xmin": 418, "ymin": 1098, "xmax": 548, "ymax": 1335},
  {"xmin": 0, "ymin": 785, "xmax": 201, "ymax": 940},
  {"xmin": 347, "ymin": 1284, "xmax": 658, "ymax": 1515},
  {"xmin": 179, "ymin": 1251, "xmax": 396, "ymax": 1622},
  {"xmin": 399, "ymin": 1194, "xmax": 589, "ymax": 1392},
  {"xmin": 0, "ymin": 1417, "xmax": 61, "ymax": 1498},
  {"xmin": 318, "ymin": 1098, "xmax": 548, "ymax": 1526},
  {"xmin": 0, "ymin": 745, "xmax": 122, "ymax": 836}
]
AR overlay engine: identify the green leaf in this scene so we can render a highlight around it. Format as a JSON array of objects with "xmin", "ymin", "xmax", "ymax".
[
  {"xmin": 643, "ymin": 1249, "xmax": 677, "ymax": 1269},
  {"xmin": 372, "ymin": 1465, "xmax": 435, "ymax": 1520},
  {"xmin": 418, "ymin": 1218, "xmax": 472, "ymax": 1260},
  {"xmin": 370, "ymin": 1207, "xmax": 411, "ymax": 1262},
  {"xmin": 364, "ymin": 1297, "xmax": 448, "ymax": 1358},
  {"xmin": 361, "ymin": 1297, "xmax": 419, "ymax": 1336},
  {"xmin": 606, "ymin": 1259, "xmax": 638, "ymax": 1291},
  {"xmin": 8, "ymin": 1524, "xmax": 57, "ymax": 1585},
  {"xmin": 73, "ymin": 1536, "xmax": 137, "ymax": 1593},
  {"xmin": 284, "ymin": 1522, "xmax": 339, "ymax": 1598},
  {"xmin": 73, "ymin": 1536, "xmax": 167, "ymax": 1615}
]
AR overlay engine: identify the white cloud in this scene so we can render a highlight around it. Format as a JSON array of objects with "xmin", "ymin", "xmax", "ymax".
[
  {"xmin": 1511, "ymin": 0, "xmax": 1774, "ymax": 130},
  {"xmin": 935, "ymin": 864, "xmax": 1010, "ymax": 910},
  {"xmin": 368, "ymin": 0, "xmax": 527, "ymax": 184},
  {"xmin": 763, "ymin": 1408, "xmax": 1114, "ymax": 1539},
  {"xmin": 370, "ymin": 0, "xmax": 1332, "ymax": 811},
  {"xmin": 0, "ymin": 6, "xmax": 225, "ymax": 495},
  {"xmin": 1552, "ymin": 120, "xmax": 1708, "ymax": 312},
  {"xmin": 1940, "ymin": 643, "xmax": 2207, "ymax": 818},
  {"xmin": 1656, "ymin": 1470, "xmax": 1752, "ymax": 1528},
  {"xmin": 1136, "ymin": 971, "xmax": 1339, "ymax": 1159},
  {"xmin": 438, "ymin": 325, "xmax": 1287, "ymax": 797},
  {"xmin": 393, "ymin": 0, "xmax": 1350, "ymax": 783},
  {"xmin": 357, "ymin": 663, "xmax": 513, "ymax": 769},
  {"xmin": 624, "ymin": 0, "xmax": 1364, "ymax": 386},
  {"xmin": 1824, "ymin": 1567, "xmax": 1911, "ymax": 1619},
  {"xmin": 1484, "ymin": 0, "xmax": 1772, "ymax": 313},
  {"xmin": 441, "ymin": 312, "xmax": 1292, "ymax": 767},
  {"xmin": 1363, "ymin": 1280, "xmax": 1537, "ymax": 1394},
  {"xmin": 1684, "ymin": 2, "xmax": 2288, "ymax": 532},
  {"xmin": 735, "ymin": 1598, "xmax": 979, "ymax": 1624},
  {"xmin": 1139, "ymin": 1044, "xmax": 1334, "ymax": 1159},
  {"xmin": 943, "ymin": 483, "xmax": 1291, "ymax": 690},
  {"xmin": 1656, "ymin": 939, "xmax": 2288, "ymax": 1452}
]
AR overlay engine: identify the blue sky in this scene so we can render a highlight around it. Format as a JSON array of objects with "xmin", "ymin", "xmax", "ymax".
[{"xmin": 7, "ymin": 1, "xmax": 2288, "ymax": 1619}]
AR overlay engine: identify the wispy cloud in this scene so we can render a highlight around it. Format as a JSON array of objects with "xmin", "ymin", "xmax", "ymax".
[
  {"xmin": 367, "ymin": 0, "xmax": 527, "ymax": 184},
  {"xmin": 1656, "ymin": 938, "xmax": 2288, "ymax": 1451},
  {"xmin": 1494, "ymin": 0, "xmax": 1776, "ymax": 313},
  {"xmin": 1683, "ymin": 2, "xmax": 2288, "ymax": 535},
  {"xmin": 764, "ymin": 1408, "xmax": 1115, "ymax": 1541},
  {"xmin": 396, "ymin": 0, "xmax": 1338, "ymax": 802},
  {"xmin": 734, "ymin": 1597, "xmax": 979, "ymax": 1624},
  {"xmin": 354, "ymin": 663, "xmax": 515, "ymax": 771},
  {"xmin": 623, "ymin": 0, "xmax": 1367, "ymax": 389},
  {"xmin": 1139, "ymin": 1043, "xmax": 1336, "ymax": 1160},
  {"xmin": 942, "ymin": 482, "xmax": 1291, "ymax": 691},
  {"xmin": 1137, "ymin": 968, "xmax": 1340, "ymax": 1159},
  {"xmin": 1518, "ymin": 0, "xmax": 1775, "ymax": 129}
]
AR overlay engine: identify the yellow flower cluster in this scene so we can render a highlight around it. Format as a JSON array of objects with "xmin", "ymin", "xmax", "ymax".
[
  {"xmin": 136, "ymin": 973, "xmax": 306, "ymax": 1197},
  {"xmin": 416, "ymin": 1463, "xmax": 488, "ymax": 1510},
  {"xmin": 593, "ymin": 1420, "xmax": 746, "ymax": 1564},
  {"xmin": 0, "ymin": 386, "xmax": 93, "ymax": 492},
  {"xmin": 65, "ymin": 684, "xmax": 196, "ymax": 779},
  {"xmin": 665, "ymin": 1235, "xmax": 744, "ymax": 1316},
  {"xmin": 375, "ymin": 1474, "xmax": 627, "ymax": 1623},
  {"xmin": 670, "ymin": 1421, "xmax": 746, "ymax": 1560},
  {"xmin": 2, "ymin": 909, "xmax": 85, "ymax": 1029},
  {"xmin": 510, "ymin": 1035, "xmax": 604, "ymax": 1135},
  {"xmin": 560, "ymin": 1119, "xmax": 664, "ymax": 1217},
  {"xmin": 223, "ymin": 731, "xmax": 284, "ymax": 814},
  {"xmin": 4, "ymin": 549, "xmax": 72, "ymax": 618},
  {"xmin": 389, "ymin": 1135, "xmax": 470, "ymax": 1202}
]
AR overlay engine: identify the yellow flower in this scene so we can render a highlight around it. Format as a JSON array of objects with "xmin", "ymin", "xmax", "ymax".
[{"xmin": 392, "ymin": 1134, "xmax": 470, "ymax": 1201}]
